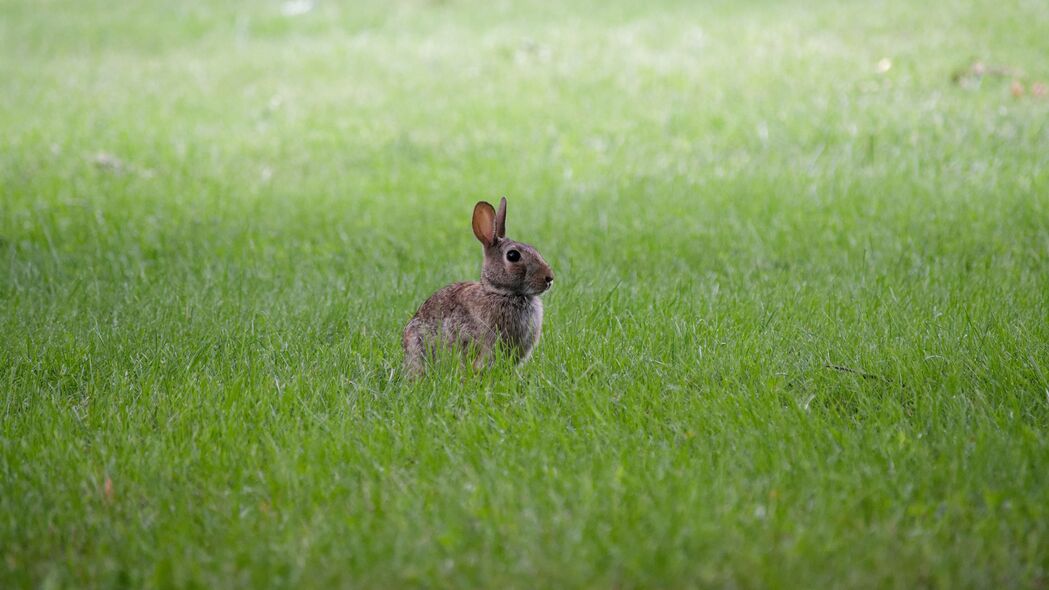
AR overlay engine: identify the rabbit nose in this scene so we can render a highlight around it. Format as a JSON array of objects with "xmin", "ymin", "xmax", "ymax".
[{"xmin": 545, "ymin": 275, "xmax": 554, "ymax": 284}]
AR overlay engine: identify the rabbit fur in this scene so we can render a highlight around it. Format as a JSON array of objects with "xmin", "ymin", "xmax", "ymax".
[{"xmin": 402, "ymin": 197, "xmax": 554, "ymax": 377}]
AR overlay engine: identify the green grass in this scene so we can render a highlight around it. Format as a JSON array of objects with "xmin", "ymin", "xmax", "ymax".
[{"xmin": 3, "ymin": 0, "xmax": 1049, "ymax": 587}]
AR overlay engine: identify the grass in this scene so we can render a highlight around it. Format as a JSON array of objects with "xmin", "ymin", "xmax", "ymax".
[{"xmin": 2, "ymin": 0, "xmax": 1049, "ymax": 587}]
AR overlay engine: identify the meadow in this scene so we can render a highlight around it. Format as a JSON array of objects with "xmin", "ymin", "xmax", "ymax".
[{"xmin": 2, "ymin": 0, "xmax": 1048, "ymax": 587}]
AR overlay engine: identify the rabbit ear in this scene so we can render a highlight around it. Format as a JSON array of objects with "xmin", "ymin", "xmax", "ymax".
[
  {"xmin": 495, "ymin": 197, "xmax": 507, "ymax": 238},
  {"xmin": 472, "ymin": 201, "xmax": 497, "ymax": 247}
]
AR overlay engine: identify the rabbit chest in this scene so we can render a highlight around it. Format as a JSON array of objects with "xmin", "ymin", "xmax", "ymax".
[{"xmin": 485, "ymin": 294, "xmax": 544, "ymax": 359}]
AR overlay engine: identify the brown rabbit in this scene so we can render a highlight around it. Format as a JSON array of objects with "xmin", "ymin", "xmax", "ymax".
[{"xmin": 403, "ymin": 197, "xmax": 554, "ymax": 377}]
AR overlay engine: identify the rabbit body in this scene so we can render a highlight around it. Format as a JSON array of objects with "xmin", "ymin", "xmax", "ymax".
[{"xmin": 403, "ymin": 198, "xmax": 553, "ymax": 376}]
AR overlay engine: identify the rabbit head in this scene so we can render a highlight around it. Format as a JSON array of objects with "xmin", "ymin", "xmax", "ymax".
[{"xmin": 472, "ymin": 197, "xmax": 554, "ymax": 296}]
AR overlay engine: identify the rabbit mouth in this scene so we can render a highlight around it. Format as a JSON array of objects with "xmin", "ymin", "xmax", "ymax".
[
  {"xmin": 483, "ymin": 278, "xmax": 551, "ymax": 296},
  {"xmin": 530, "ymin": 281, "xmax": 552, "ymax": 295}
]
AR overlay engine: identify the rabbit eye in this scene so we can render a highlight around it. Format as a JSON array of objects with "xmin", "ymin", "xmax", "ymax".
[{"xmin": 506, "ymin": 249, "xmax": 521, "ymax": 262}]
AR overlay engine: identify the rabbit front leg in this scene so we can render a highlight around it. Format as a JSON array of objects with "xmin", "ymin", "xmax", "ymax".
[
  {"xmin": 469, "ymin": 331, "xmax": 500, "ymax": 373},
  {"xmin": 471, "ymin": 348, "xmax": 493, "ymax": 372}
]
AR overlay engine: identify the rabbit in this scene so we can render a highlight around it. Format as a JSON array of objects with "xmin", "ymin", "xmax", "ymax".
[{"xmin": 402, "ymin": 197, "xmax": 554, "ymax": 377}]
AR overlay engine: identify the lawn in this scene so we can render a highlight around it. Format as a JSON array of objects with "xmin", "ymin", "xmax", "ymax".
[{"xmin": 2, "ymin": 0, "xmax": 1048, "ymax": 587}]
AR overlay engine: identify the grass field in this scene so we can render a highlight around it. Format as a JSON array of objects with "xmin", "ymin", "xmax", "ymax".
[{"xmin": 3, "ymin": 0, "xmax": 1049, "ymax": 587}]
